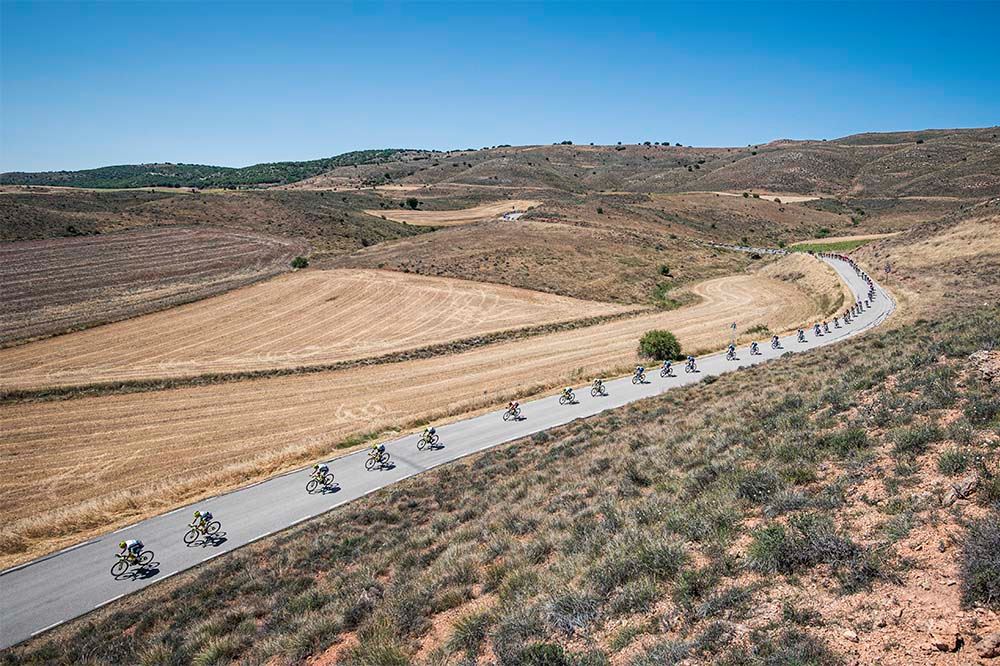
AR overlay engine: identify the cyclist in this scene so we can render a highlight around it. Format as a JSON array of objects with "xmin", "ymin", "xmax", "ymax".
[
  {"xmin": 593, "ymin": 378, "xmax": 604, "ymax": 391},
  {"xmin": 661, "ymin": 359, "xmax": 673, "ymax": 376},
  {"xmin": 685, "ymin": 355, "xmax": 697, "ymax": 372},
  {"xmin": 833, "ymin": 317, "xmax": 840, "ymax": 328},
  {"xmin": 634, "ymin": 365, "xmax": 646, "ymax": 382},
  {"xmin": 797, "ymin": 328, "xmax": 806, "ymax": 343},
  {"xmin": 561, "ymin": 386, "xmax": 575, "ymax": 402},
  {"xmin": 508, "ymin": 400, "xmax": 519, "ymax": 413},
  {"xmin": 823, "ymin": 321, "xmax": 830, "ymax": 334},
  {"xmin": 813, "ymin": 323, "xmax": 821, "ymax": 336},
  {"xmin": 423, "ymin": 426, "xmax": 436, "ymax": 440},
  {"xmin": 727, "ymin": 343, "xmax": 736, "ymax": 359},
  {"xmin": 193, "ymin": 509, "xmax": 213, "ymax": 530},
  {"xmin": 750, "ymin": 341, "xmax": 760, "ymax": 355},
  {"xmin": 771, "ymin": 334, "xmax": 780, "ymax": 349},
  {"xmin": 312, "ymin": 463, "xmax": 329, "ymax": 479},
  {"xmin": 118, "ymin": 538, "xmax": 143, "ymax": 563}
]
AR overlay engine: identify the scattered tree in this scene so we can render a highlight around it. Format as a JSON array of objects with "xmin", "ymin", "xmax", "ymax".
[
  {"xmin": 639, "ymin": 330, "xmax": 682, "ymax": 360},
  {"xmin": 406, "ymin": 197, "xmax": 419, "ymax": 209},
  {"xmin": 291, "ymin": 256, "xmax": 309, "ymax": 269}
]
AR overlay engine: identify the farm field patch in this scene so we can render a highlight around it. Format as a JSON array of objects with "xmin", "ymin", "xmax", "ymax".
[
  {"xmin": 0, "ymin": 269, "xmax": 631, "ymax": 391},
  {"xmin": 0, "ymin": 226, "xmax": 306, "ymax": 345},
  {"xmin": 364, "ymin": 199, "xmax": 541, "ymax": 226}
]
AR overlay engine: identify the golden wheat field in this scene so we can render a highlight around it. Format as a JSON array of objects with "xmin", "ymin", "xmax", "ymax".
[{"xmin": 0, "ymin": 269, "xmax": 630, "ymax": 391}]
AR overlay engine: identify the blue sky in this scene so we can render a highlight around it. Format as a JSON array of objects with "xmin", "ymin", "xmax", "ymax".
[{"xmin": 2, "ymin": 1, "xmax": 998, "ymax": 171}]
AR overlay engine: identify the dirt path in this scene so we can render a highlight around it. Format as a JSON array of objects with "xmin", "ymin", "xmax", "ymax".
[
  {"xmin": 364, "ymin": 199, "xmax": 541, "ymax": 226},
  {"xmin": 0, "ymin": 269, "xmax": 628, "ymax": 392},
  {"xmin": 0, "ymin": 258, "xmax": 836, "ymax": 565}
]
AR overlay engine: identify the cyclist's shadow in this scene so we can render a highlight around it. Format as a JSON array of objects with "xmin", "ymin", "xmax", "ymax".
[
  {"xmin": 316, "ymin": 483, "xmax": 341, "ymax": 495},
  {"xmin": 187, "ymin": 533, "xmax": 229, "ymax": 549},
  {"xmin": 116, "ymin": 562, "xmax": 161, "ymax": 580}
]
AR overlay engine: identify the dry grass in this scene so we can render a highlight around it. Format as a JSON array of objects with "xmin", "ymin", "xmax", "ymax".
[
  {"xmin": 0, "ymin": 269, "xmax": 629, "ymax": 391},
  {"xmin": 0, "ymin": 259, "xmax": 836, "ymax": 568},
  {"xmin": 364, "ymin": 199, "xmax": 541, "ymax": 226}
]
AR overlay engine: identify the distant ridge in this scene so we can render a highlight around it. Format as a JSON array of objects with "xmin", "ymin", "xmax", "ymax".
[{"xmin": 0, "ymin": 149, "xmax": 415, "ymax": 189}]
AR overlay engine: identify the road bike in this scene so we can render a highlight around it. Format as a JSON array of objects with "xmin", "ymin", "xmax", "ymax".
[
  {"xmin": 184, "ymin": 518, "xmax": 222, "ymax": 544},
  {"xmin": 558, "ymin": 389, "xmax": 576, "ymax": 405},
  {"xmin": 503, "ymin": 405, "xmax": 521, "ymax": 421},
  {"xmin": 417, "ymin": 431, "xmax": 439, "ymax": 450},
  {"xmin": 306, "ymin": 472, "xmax": 336, "ymax": 493},
  {"xmin": 111, "ymin": 549, "xmax": 154, "ymax": 576},
  {"xmin": 365, "ymin": 449, "xmax": 391, "ymax": 470}
]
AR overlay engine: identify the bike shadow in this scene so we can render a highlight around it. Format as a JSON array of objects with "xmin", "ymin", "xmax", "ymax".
[
  {"xmin": 316, "ymin": 483, "xmax": 341, "ymax": 495},
  {"xmin": 426, "ymin": 442, "xmax": 446, "ymax": 451},
  {"xmin": 187, "ymin": 533, "xmax": 229, "ymax": 549},
  {"xmin": 116, "ymin": 562, "xmax": 161, "ymax": 580}
]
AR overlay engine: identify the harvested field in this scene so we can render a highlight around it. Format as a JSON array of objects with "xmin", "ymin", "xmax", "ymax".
[
  {"xmin": 364, "ymin": 199, "xmax": 541, "ymax": 226},
  {"xmin": 0, "ymin": 226, "xmax": 306, "ymax": 345},
  {"xmin": 758, "ymin": 251, "xmax": 854, "ymax": 318},
  {"xmin": 790, "ymin": 231, "xmax": 902, "ymax": 246},
  {"xmin": 0, "ymin": 269, "xmax": 630, "ymax": 391},
  {"xmin": 0, "ymin": 255, "xmax": 837, "ymax": 566}
]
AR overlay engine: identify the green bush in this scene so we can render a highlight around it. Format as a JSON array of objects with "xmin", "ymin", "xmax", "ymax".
[
  {"xmin": 291, "ymin": 256, "xmax": 309, "ymax": 269},
  {"xmin": 658, "ymin": 264, "xmax": 671, "ymax": 276},
  {"xmin": 960, "ymin": 514, "xmax": 1000, "ymax": 609},
  {"xmin": 937, "ymin": 447, "xmax": 973, "ymax": 476},
  {"xmin": 405, "ymin": 197, "xmax": 419, "ymax": 209},
  {"xmin": 639, "ymin": 330, "xmax": 682, "ymax": 361}
]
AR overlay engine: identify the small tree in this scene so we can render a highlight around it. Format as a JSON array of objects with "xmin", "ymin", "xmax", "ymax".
[
  {"xmin": 291, "ymin": 256, "xmax": 309, "ymax": 269},
  {"xmin": 658, "ymin": 264, "xmax": 671, "ymax": 276},
  {"xmin": 639, "ymin": 330, "xmax": 682, "ymax": 361},
  {"xmin": 406, "ymin": 197, "xmax": 419, "ymax": 209}
]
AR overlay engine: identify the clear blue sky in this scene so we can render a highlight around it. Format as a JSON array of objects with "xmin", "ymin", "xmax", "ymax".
[{"xmin": 2, "ymin": 1, "xmax": 998, "ymax": 172}]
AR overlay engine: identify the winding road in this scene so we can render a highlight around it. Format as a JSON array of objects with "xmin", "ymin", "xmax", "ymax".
[{"xmin": 0, "ymin": 255, "xmax": 894, "ymax": 649}]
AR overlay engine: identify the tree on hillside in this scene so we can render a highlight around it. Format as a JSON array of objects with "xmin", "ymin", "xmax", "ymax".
[
  {"xmin": 406, "ymin": 197, "xmax": 419, "ymax": 209},
  {"xmin": 639, "ymin": 330, "xmax": 682, "ymax": 361}
]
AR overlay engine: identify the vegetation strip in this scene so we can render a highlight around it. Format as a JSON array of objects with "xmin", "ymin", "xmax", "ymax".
[{"xmin": 0, "ymin": 309, "xmax": 648, "ymax": 404}]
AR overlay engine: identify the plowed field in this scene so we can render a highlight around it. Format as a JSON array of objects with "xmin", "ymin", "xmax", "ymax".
[
  {"xmin": 0, "ymin": 226, "xmax": 306, "ymax": 345},
  {"xmin": 365, "ymin": 199, "xmax": 541, "ymax": 226}
]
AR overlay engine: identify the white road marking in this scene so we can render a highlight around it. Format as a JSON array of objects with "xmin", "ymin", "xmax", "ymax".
[{"xmin": 30, "ymin": 620, "xmax": 63, "ymax": 637}]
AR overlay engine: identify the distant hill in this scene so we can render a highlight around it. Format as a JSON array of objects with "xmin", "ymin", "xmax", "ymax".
[{"xmin": 0, "ymin": 149, "xmax": 414, "ymax": 189}]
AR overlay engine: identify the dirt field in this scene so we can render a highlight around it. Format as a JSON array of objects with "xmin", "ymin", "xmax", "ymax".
[
  {"xmin": 0, "ymin": 269, "xmax": 630, "ymax": 391},
  {"xmin": 790, "ymin": 231, "xmax": 902, "ymax": 246},
  {"xmin": 364, "ymin": 199, "xmax": 541, "ymax": 226},
  {"xmin": 0, "ymin": 255, "xmax": 838, "ymax": 567},
  {"xmin": 0, "ymin": 226, "xmax": 306, "ymax": 345},
  {"xmin": 710, "ymin": 191, "xmax": 821, "ymax": 203},
  {"xmin": 758, "ymin": 251, "xmax": 854, "ymax": 317}
]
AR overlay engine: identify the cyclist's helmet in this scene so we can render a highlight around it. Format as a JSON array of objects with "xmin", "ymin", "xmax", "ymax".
[
  {"xmin": 194, "ymin": 510, "xmax": 201, "ymax": 518},
  {"xmin": 119, "ymin": 540, "xmax": 126, "ymax": 549}
]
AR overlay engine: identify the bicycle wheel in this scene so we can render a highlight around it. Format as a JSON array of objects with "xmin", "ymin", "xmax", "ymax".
[
  {"xmin": 632, "ymin": 376, "xmax": 639, "ymax": 384},
  {"xmin": 111, "ymin": 560, "xmax": 128, "ymax": 577},
  {"xmin": 380, "ymin": 452, "xmax": 391, "ymax": 465},
  {"xmin": 365, "ymin": 456, "xmax": 377, "ymax": 470},
  {"xmin": 430, "ymin": 434, "xmax": 439, "ymax": 446},
  {"xmin": 559, "ymin": 395, "xmax": 569, "ymax": 405},
  {"xmin": 591, "ymin": 387, "xmax": 599, "ymax": 397},
  {"xmin": 503, "ymin": 410, "xmax": 512, "ymax": 421},
  {"xmin": 183, "ymin": 529, "xmax": 200, "ymax": 545},
  {"xmin": 306, "ymin": 479, "xmax": 319, "ymax": 493},
  {"xmin": 417, "ymin": 437, "xmax": 426, "ymax": 450},
  {"xmin": 138, "ymin": 550, "xmax": 154, "ymax": 566},
  {"xmin": 206, "ymin": 521, "xmax": 221, "ymax": 535}
]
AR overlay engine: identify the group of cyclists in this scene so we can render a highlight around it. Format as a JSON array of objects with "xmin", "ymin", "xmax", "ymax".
[
  {"xmin": 115, "ymin": 253, "xmax": 882, "ymax": 579},
  {"xmin": 113, "ymin": 509, "xmax": 219, "ymax": 575}
]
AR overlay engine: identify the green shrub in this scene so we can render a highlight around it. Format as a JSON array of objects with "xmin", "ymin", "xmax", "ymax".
[
  {"xmin": 639, "ymin": 330, "xmax": 682, "ymax": 361},
  {"xmin": 937, "ymin": 448, "xmax": 973, "ymax": 476},
  {"xmin": 290, "ymin": 256, "xmax": 309, "ymax": 269},
  {"xmin": 658, "ymin": 264, "xmax": 671, "ymax": 276},
  {"xmin": 405, "ymin": 197, "xmax": 419, "ymax": 209},
  {"xmin": 892, "ymin": 424, "xmax": 942, "ymax": 457},
  {"xmin": 518, "ymin": 642, "xmax": 571, "ymax": 666},
  {"xmin": 959, "ymin": 514, "xmax": 1000, "ymax": 609}
]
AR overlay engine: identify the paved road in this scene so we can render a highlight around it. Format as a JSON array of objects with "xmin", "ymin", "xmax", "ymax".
[{"xmin": 0, "ymin": 256, "xmax": 893, "ymax": 649}]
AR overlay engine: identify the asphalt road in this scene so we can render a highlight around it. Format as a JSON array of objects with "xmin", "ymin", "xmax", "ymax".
[{"xmin": 0, "ymin": 256, "xmax": 894, "ymax": 649}]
